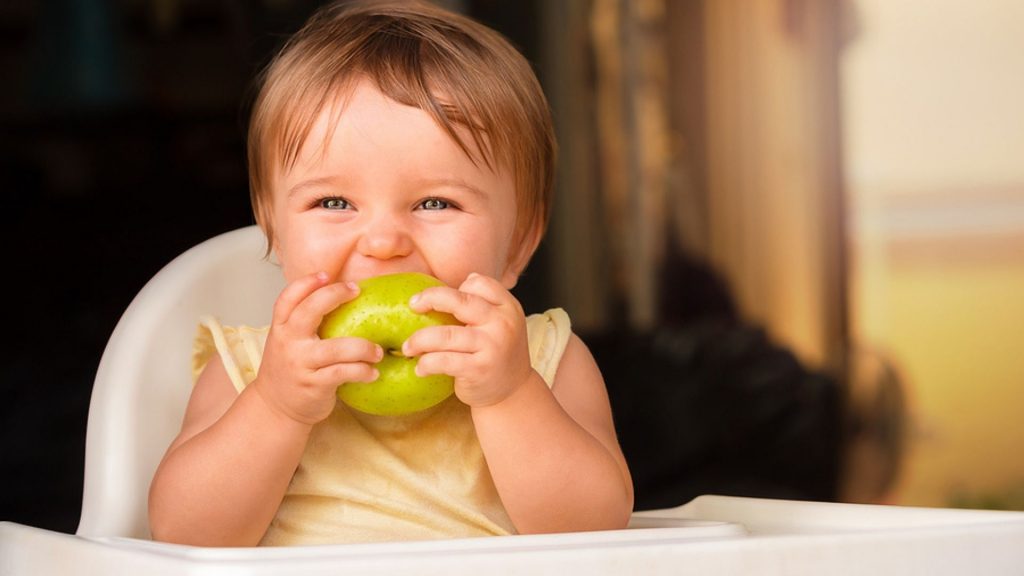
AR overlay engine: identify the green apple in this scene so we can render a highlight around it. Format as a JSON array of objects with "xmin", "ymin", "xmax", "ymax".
[{"xmin": 318, "ymin": 272, "xmax": 460, "ymax": 416}]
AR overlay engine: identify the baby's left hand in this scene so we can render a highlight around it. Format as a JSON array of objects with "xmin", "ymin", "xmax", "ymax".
[{"xmin": 402, "ymin": 273, "xmax": 534, "ymax": 408}]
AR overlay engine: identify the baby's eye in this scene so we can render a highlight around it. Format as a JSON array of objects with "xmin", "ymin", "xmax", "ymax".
[
  {"xmin": 318, "ymin": 197, "xmax": 350, "ymax": 210},
  {"xmin": 419, "ymin": 198, "xmax": 450, "ymax": 211}
]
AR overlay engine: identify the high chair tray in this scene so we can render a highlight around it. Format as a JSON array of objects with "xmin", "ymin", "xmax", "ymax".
[{"xmin": 3, "ymin": 495, "xmax": 1024, "ymax": 575}]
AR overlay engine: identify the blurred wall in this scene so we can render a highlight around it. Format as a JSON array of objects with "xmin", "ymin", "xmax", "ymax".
[
  {"xmin": 543, "ymin": 0, "xmax": 847, "ymax": 372},
  {"xmin": 843, "ymin": 0, "xmax": 1024, "ymax": 508}
]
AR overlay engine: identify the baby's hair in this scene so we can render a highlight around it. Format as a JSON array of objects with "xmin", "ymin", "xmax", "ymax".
[{"xmin": 247, "ymin": 0, "xmax": 556, "ymax": 256}]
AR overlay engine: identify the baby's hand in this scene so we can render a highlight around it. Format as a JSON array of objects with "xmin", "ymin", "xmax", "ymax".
[
  {"xmin": 402, "ymin": 273, "xmax": 534, "ymax": 408},
  {"xmin": 253, "ymin": 272, "xmax": 383, "ymax": 425}
]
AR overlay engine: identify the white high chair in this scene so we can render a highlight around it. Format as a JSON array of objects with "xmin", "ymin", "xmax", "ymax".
[
  {"xmin": 2, "ymin": 225, "xmax": 1023, "ymax": 575},
  {"xmin": 75, "ymin": 225, "xmax": 286, "ymax": 540}
]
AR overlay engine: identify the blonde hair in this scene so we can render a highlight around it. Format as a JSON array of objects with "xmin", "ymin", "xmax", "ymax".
[{"xmin": 247, "ymin": 0, "xmax": 556, "ymax": 257}]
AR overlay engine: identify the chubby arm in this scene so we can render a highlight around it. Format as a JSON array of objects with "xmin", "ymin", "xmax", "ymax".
[
  {"xmin": 405, "ymin": 274, "xmax": 634, "ymax": 534},
  {"xmin": 148, "ymin": 357, "xmax": 314, "ymax": 546},
  {"xmin": 148, "ymin": 274, "xmax": 381, "ymax": 546},
  {"xmin": 472, "ymin": 334, "xmax": 633, "ymax": 533}
]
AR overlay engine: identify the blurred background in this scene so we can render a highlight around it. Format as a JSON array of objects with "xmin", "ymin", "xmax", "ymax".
[{"xmin": 1, "ymin": 0, "xmax": 1022, "ymax": 534}]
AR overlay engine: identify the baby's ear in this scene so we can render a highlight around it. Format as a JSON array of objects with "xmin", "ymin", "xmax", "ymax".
[{"xmin": 501, "ymin": 223, "xmax": 543, "ymax": 289}]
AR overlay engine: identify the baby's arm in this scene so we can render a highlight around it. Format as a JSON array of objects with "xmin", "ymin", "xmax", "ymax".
[
  {"xmin": 148, "ymin": 356, "xmax": 314, "ymax": 546},
  {"xmin": 405, "ymin": 274, "xmax": 633, "ymax": 534},
  {"xmin": 148, "ymin": 274, "xmax": 381, "ymax": 546},
  {"xmin": 471, "ymin": 335, "xmax": 634, "ymax": 533}
]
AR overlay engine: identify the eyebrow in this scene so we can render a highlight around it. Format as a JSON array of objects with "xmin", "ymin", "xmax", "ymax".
[
  {"xmin": 287, "ymin": 175, "xmax": 340, "ymax": 198},
  {"xmin": 416, "ymin": 176, "xmax": 487, "ymax": 197},
  {"xmin": 288, "ymin": 175, "xmax": 487, "ymax": 198}
]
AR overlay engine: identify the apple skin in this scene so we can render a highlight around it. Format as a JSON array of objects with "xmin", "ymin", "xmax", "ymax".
[{"xmin": 318, "ymin": 272, "xmax": 460, "ymax": 416}]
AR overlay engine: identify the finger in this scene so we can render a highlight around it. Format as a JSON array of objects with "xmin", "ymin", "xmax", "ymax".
[
  {"xmin": 313, "ymin": 362, "xmax": 380, "ymax": 386},
  {"xmin": 458, "ymin": 272, "xmax": 514, "ymax": 307},
  {"xmin": 403, "ymin": 325, "xmax": 478, "ymax": 357},
  {"xmin": 309, "ymin": 336, "xmax": 383, "ymax": 368},
  {"xmin": 411, "ymin": 285, "xmax": 493, "ymax": 326},
  {"xmin": 272, "ymin": 271, "xmax": 330, "ymax": 326},
  {"xmin": 291, "ymin": 280, "xmax": 361, "ymax": 335},
  {"xmin": 414, "ymin": 351, "xmax": 472, "ymax": 378}
]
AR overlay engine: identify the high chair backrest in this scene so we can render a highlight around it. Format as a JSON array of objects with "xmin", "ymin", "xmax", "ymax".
[{"xmin": 77, "ymin": 226, "xmax": 285, "ymax": 539}]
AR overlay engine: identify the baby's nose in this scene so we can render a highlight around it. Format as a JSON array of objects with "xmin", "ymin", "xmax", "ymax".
[{"xmin": 356, "ymin": 215, "xmax": 413, "ymax": 260}]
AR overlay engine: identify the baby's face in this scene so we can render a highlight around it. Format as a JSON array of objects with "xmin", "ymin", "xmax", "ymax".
[{"xmin": 269, "ymin": 78, "xmax": 524, "ymax": 289}]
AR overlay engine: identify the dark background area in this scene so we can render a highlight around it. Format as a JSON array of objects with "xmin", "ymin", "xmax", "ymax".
[{"xmin": 2, "ymin": 0, "xmax": 843, "ymax": 536}]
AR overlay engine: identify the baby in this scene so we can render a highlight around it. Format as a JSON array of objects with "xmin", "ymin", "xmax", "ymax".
[{"xmin": 149, "ymin": 0, "xmax": 633, "ymax": 546}]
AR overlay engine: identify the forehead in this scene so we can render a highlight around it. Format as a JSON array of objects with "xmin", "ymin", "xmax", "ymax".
[
  {"xmin": 279, "ymin": 80, "xmax": 513, "ymax": 196},
  {"xmin": 306, "ymin": 81, "xmax": 480, "ymax": 163},
  {"xmin": 270, "ymin": 75, "xmax": 507, "ymax": 179}
]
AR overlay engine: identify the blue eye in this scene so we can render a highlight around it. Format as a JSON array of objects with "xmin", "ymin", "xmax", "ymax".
[
  {"xmin": 319, "ymin": 197, "xmax": 350, "ymax": 210},
  {"xmin": 420, "ymin": 198, "xmax": 449, "ymax": 210}
]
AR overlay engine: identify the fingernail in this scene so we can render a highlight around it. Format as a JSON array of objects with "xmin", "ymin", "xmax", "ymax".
[
  {"xmin": 409, "ymin": 293, "xmax": 420, "ymax": 306},
  {"xmin": 370, "ymin": 369, "xmax": 380, "ymax": 381},
  {"xmin": 346, "ymin": 281, "xmax": 359, "ymax": 292},
  {"xmin": 316, "ymin": 271, "xmax": 329, "ymax": 282},
  {"xmin": 376, "ymin": 345, "xmax": 385, "ymax": 361}
]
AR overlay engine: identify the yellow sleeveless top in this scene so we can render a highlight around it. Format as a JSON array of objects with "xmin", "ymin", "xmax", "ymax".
[{"xmin": 191, "ymin": 308, "xmax": 571, "ymax": 546}]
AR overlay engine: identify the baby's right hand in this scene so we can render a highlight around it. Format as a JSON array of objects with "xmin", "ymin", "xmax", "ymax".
[{"xmin": 251, "ymin": 272, "xmax": 383, "ymax": 426}]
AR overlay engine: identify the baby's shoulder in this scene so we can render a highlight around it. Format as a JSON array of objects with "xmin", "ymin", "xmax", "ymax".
[
  {"xmin": 193, "ymin": 316, "xmax": 269, "ymax": 392},
  {"xmin": 525, "ymin": 308, "xmax": 571, "ymax": 387}
]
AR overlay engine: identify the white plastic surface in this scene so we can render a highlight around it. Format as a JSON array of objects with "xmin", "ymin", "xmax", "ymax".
[{"xmin": 4, "ymin": 496, "xmax": 1024, "ymax": 575}]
